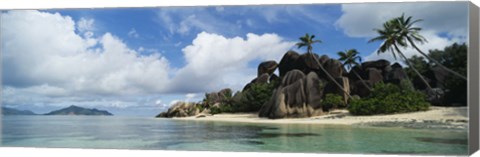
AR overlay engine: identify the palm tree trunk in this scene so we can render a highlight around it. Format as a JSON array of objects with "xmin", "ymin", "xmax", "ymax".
[
  {"xmin": 393, "ymin": 43, "xmax": 433, "ymax": 91},
  {"xmin": 308, "ymin": 52, "xmax": 353, "ymax": 99},
  {"xmin": 352, "ymin": 69, "xmax": 373, "ymax": 91},
  {"xmin": 407, "ymin": 39, "xmax": 467, "ymax": 80}
]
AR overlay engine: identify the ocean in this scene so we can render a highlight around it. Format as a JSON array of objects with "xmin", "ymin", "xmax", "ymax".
[{"xmin": 0, "ymin": 116, "xmax": 468, "ymax": 155}]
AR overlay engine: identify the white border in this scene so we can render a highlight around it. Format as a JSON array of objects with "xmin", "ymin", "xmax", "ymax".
[
  {"xmin": 0, "ymin": 0, "xmax": 476, "ymax": 10},
  {"xmin": 0, "ymin": 0, "xmax": 478, "ymax": 157}
]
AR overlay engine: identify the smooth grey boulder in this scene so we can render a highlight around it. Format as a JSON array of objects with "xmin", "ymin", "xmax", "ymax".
[
  {"xmin": 259, "ymin": 70, "xmax": 326, "ymax": 119},
  {"xmin": 278, "ymin": 50, "xmax": 301, "ymax": 77},
  {"xmin": 258, "ymin": 60, "xmax": 278, "ymax": 77},
  {"xmin": 366, "ymin": 68, "xmax": 383, "ymax": 84}
]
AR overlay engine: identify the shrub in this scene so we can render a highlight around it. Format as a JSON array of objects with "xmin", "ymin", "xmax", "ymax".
[
  {"xmin": 204, "ymin": 81, "xmax": 276, "ymax": 114},
  {"xmin": 195, "ymin": 103, "xmax": 206, "ymax": 113},
  {"xmin": 210, "ymin": 106, "xmax": 222, "ymax": 115},
  {"xmin": 209, "ymin": 103, "xmax": 236, "ymax": 115},
  {"xmin": 234, "ymin": 81, "xmax": 275, "ymax": 112},
  {"xmin": 348, "ymin": 82, "xmax": 430, "ymax": 115},
  {"xmin": 233, "ymin": 81, "xmax": 276, "ymax": 112},
  {"xmin": 399, "ymin": 78, "xmax": 415, "ymax": 92},
  {"xmin": 322, "ymin": 93, "xmax": 345, "ymax": 111}
]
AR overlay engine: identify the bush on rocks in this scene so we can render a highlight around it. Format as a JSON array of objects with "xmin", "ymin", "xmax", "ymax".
[
  {"xmin": 348, "ymin": 81, "xmax": 430, "ymax": 115},
  {"xmin": 322, "ymin": 94, "xmax": 345, "ymax": 111}
]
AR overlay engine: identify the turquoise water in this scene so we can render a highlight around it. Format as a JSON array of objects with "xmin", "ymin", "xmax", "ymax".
[{"xmin": 1, "ymin": 116, "xmax": 468, "ymax": 155}]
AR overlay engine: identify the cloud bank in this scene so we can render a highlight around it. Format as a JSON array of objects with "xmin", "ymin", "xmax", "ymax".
[{"xmin": 1, "ymin": 10, "xmax": 294, "ymax": 110}]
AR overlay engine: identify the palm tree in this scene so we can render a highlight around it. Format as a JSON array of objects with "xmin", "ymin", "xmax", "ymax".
[
  {"xmin": 338, "ymin": 49, "xmax": 373, "ymax": 91},
  {"xmin": 369, "ymin": 18, "xmax": 434, "ymax": 91},
  {"xmin": 296, "ymin": 33, "xmax": 353, "ymax": 99},
  {"xmin": 395, "ymin": 14, "xmax": 466, "ymax": 80}
]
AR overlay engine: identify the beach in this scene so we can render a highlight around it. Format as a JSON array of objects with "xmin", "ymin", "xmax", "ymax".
[{"xmin": 172, "ymin": 106, "xmax": 468, "ymax": 130}]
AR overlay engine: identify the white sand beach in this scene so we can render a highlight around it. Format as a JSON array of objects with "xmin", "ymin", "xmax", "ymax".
[{"xmin": 172, "ymin": 106, "xmax": 468, "ymax": 130}]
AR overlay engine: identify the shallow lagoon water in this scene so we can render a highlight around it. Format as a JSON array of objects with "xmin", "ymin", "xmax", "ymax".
[{"xmin": 1, "ymin": 116, "xmax": 468, "ymax": 155}]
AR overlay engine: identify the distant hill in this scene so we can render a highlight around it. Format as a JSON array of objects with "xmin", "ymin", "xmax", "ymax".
[
  {"xmin": 2, "ymin": 107, "xmax": 37, "ymax": 115},
  {"xmin": 44, "ymin": 105, "xmax": 113, "ymax": 116}
]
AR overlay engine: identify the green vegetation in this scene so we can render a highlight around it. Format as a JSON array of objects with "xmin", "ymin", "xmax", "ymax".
[
  {"xmin": 44, "ymin": 105, "xmax": 113, "ymax": 116},
  {"xmin": 2, "ymin": 107, "xmax": 37, "ymax": 115},
  {"xmin": 369, "ymin": 14, "xmax": 433, "ymax": 91},
  {"xmin": 233, "ymin": 82, "xmax": 276, "ymax": 112},
  {"xmin": 406, "ymin": 43, "xmax": 467, "ymax": 105},
  {"xmin": 322, "ymin": 94, "xmax": 345, "ymax": 110},
  {"xmin": 348, "ymin": 81, "xmax": 430, "ymax": 115},
  {"xmin": 207, "ymin": 81, "xmax": 277, "ymax": 115},
  {"xmin": 337, "ymin": 49, "xmax": 372, "ymax": 91}
]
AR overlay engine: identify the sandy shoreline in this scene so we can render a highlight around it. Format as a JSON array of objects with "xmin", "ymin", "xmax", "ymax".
[{"xmin": 169, "ymin": 106, "xmax": 468, "ymax": 130}]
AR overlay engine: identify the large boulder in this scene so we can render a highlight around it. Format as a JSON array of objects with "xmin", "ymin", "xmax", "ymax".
[
  {"xmin": 281, "ymin": 69, "xmax": 305, "ymax": 86},
  {"xmin": 278, "ymin": 50, "xmax": 301, "ymax": 77},
  {"xmin": 156, "ymin": 102, "xmax": 200, "ymax": 118},
  {"xmin": 294, "ymin": 53, "xmax": 321, "ymax": 75},
  {"xmin": 259, "ymin": 70, "xmax": 326, "ymax": 119},
  {"xmin": 323, "ymin": 77, "xmax": 350, "ymax": 103},
  {"xmin": 346, "ymin": 65, "xmax": 366, "ymax": 84},
  {"xmin": 366, "ymin": 68, "xmax": 383, "ymax": 84},
  {"xmin": 318, "ymin": 55, "xmax": 330, "ymax": 65},
  {"xmin": 242, "ymin": 73, "xmax": 270, "ymax": 91},
  {"xmin": 426, "ymin": 88, "xmax": 446, "ymax": 106},
  {"xmin": 352, "ymin": 80, "xmax": 373, "ymax": 97},
  {"xmin": 269, "ymin": 74, "xmax": 280, "ymax": 84},
  {"xmin": 205, "ymin": 88, "xmax": 233, "ymax": 105},
  {"xmin": 423, "ymin": 66, "xmax": 448, "ymax": 88},
  {"xmin": 361, "ymin": 59, "xmax": 390, "ymax": 70},
  {"xmin": 385, "ymin": 63, "xmax": 408, "ymax": 85},
  {"xmin": 255, "ymin": 73, "xmax": 270, "ymax": 84},
  {"xmin": 218, "ymin": 88, "xmax": 233, "ymax": 99},
  {"xmin": 412, "ymin": 75, "xmax": 433, "ymax": 90},
  {"xmin": 278, "ymin": 51, "xmax": 324, "ymax": 77},
  {"xmin": 258, "ymin": 60, "xmax": 278, "ymax": 77},
  {"xmin": 304, "ymin": 72, "xmax": 325, "ymax": 109},
  {"xmin": 321, "ymin": 59, "xmax": 344, "ymax": 79}
]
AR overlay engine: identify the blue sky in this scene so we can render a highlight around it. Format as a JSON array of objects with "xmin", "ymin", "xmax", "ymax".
[
  {"xmin": 46, "ymin": 5, "xmax": 378, "ymax": 68},
  {"xmin": 1, "ymin": 2, "xmax": 468, "ymax": 116}
]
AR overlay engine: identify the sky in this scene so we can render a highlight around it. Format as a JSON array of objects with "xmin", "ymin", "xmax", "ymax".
[{"xmin": 1, "ymin": 2, "xmax": 469, "ymax": 116}]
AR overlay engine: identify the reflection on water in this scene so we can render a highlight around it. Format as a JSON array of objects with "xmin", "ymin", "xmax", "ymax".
[
  {"xmin": 1, "ymin": 116, "xmax": 468, "ymax": 155},
  {"xmin": 256, "ymin": 133, "xmax": 320, "ymax": 138},
  {"xmin": 415, "ymin": 137, "xmax": 468, "ymax": 145},
  {"xmin": 380, "ymin": 150, "xmax": 427, "ymax": 154}
]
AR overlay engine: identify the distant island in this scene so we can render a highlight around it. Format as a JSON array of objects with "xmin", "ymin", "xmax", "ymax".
[
  {"xmin": 2, "ymin": 105, "xmax": 113, "ymax": 116},
  {"xmin": 2, "ymin": 107, "xmax": 37, "ymax": 115},
  {"xmin": 44, "ymin": 105, "xmax": 113, "ymax": 116}
]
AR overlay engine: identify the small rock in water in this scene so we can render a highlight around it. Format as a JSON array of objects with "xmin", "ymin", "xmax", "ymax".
[{"xmin": 455, "ymin": 119, "xmax": 468, "ymax": 123}]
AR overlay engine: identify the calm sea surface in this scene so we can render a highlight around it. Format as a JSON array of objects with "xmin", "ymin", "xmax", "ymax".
[{"xmin": 0, "ymin": 116, "xmax": 468, "ymax": 155}]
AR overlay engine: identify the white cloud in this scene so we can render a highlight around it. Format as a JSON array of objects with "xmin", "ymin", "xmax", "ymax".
[
  {"xmin": 336, "ymin": 2, "xmax": 468, "ymax": 38},
  {"xmin": 127, "ymin": 28, "xmax": 140, "ymax": 38},
  {"xmin": 77, "ymin": 17, "xmax": 95, "ymax": 33},
  {"xmin": 185, "ymin": 93, "xmax": 196, "ymax": 99},
  {"xmin": 156, "ymin": 8, "xmax": 243, "ymax": 36},
  {"xmin": 336, "ymin": 2, "xmax": 468, "ymax": 63},
  {"xmin": 2, "ymin": 10, "xmax": 295, "ymax": 110},
  {"xmin": 2, "ymin": 10, "xmax": 171, "ymax": 107},
  {"xmin": 169, "ymin": 32, "xmax": 295, "ymax": 93}
]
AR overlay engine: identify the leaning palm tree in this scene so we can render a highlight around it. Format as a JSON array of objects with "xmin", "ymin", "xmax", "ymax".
[
  {"xmin": 369, "ymin": 18, "xmax": 434, "ymax": 91},
  {"xmin": 296, "ymin": 33, "xmax": 353, "ymax": 99},
  {"xmin": 395, "ymin": 14, "xmax": 466, "ymax": 80},
  {"xmin": 338, "ymin": 49, "xmax": 373, "ymax": 91}
]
